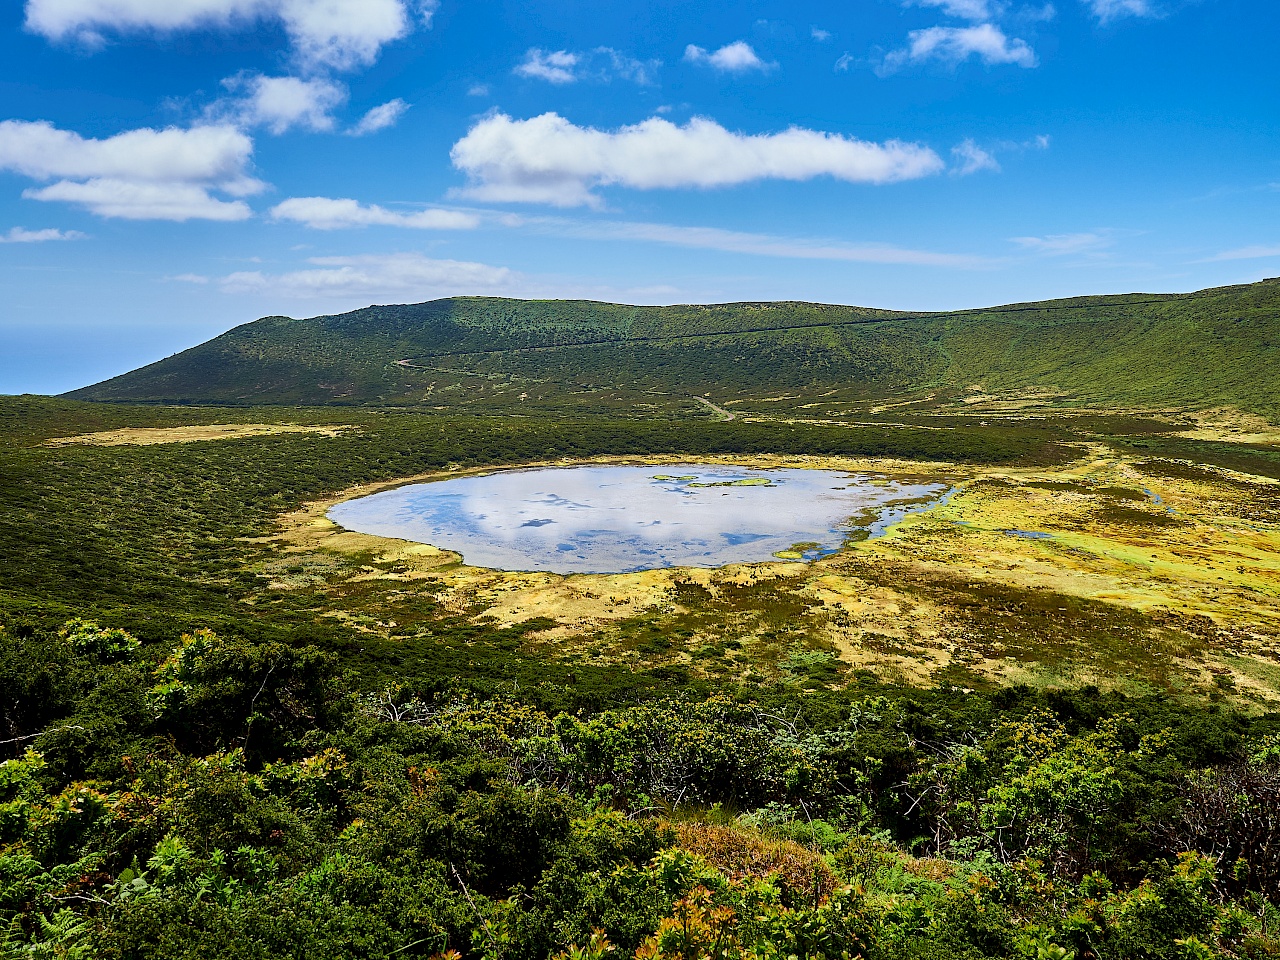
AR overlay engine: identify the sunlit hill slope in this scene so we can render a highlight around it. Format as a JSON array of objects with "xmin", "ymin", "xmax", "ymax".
[{"xmin": 68, "ymin": 278, "xmax": 1280, "ymax": 417}]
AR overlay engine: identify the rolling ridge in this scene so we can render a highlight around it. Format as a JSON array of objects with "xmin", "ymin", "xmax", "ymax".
[{"xmin": 67, "ymin": 278, "xmax": 1280, "ymax": 418}]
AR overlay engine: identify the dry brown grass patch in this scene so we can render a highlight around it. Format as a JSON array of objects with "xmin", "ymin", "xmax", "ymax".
[
  {"xmin": 45, "ymin": 424, "xmax": 355, "ymax": 446},
  {"xmin": 670, "ymin": 821, "xmax": 838, "ymax": 901}
]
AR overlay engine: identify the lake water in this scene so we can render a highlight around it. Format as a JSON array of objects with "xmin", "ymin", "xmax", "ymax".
[{"xmin": 328, "ymin": 464, "xmax": 949, "ymax": 574}]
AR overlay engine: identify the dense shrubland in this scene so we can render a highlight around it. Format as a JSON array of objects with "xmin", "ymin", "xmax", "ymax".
[
  {"xmin": 6, "ymin": 397, "xmax": 1280, "ymax": 956},
  {"xmin": 6, "ymin": 619, "xmax": 1280, "ymax": 959}
]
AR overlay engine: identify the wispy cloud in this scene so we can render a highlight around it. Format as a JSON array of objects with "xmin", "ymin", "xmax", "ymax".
[
  {"xmin": 951, "ymin": 139, "xmax": 1000, "ymax": 175},
  {"xmin": 906, "ymin": 0, "xmax": 1001, "ymax": 21},
  {"xmin": 514, "ymin": 47, "xmax": 661, "ymax": 85},
  {"xmin": 451, "ymin": 112, "xmax": 944, "ymax": 207},
  {"xmin": 1020, "ymin": 4, "xmax": 1058, "ymax": 22},
  {"xmin": 270, "ymin": 196, "xmax": 479, "ymax": 230},
  {"xmin": 880, "ymin": 23, "xmax": 1036, "ymax": 72},
  {"xmin": 518, "ymin": 216, "xmax": 987, "ymax": 268},
  {"xmin": 684, "ymin": 41, "xmax": 774, "ymax": 73},
  {"xmin": 0, "ymin": 225, "xmax": 86, "ymax": 242},
  {"xmin": 1011, "ymin": 231, "xmax": 1115, "ymax": 256},
  {"xmin": 1083, "ymin": 0, "xmax": 1155, "ymax": 24},
  {"xmin": 347, "ymin": 98, "xmax": 409, "ymax": 136},
  {"xmin": 983, "ymin": 133, "xmax": 1051, "ymax": 159},
  {"xmin": 811, "ymin": 27, "xmax": 832, "ymax": 41},
  {"xmin": 596, "ymin": 48, "xmax": 663, "ymax": 84},
  {"xmin": 219, "ymin": 252, "xmax": 515, "ymax": 300},
  {"xmin": 1199, "ymin": 244, "xmax": 1280, "ymax": 263},
  {"xmin": 515, "ymin": 48, "xmax": 579, "ymax": 84},
  {"xmin": 209, "ymin": 250, "xmax": 708, "ymax": 310},
  {"xmin": 264, "ymin": 202, "xmax": 987, "ymax": 268}
]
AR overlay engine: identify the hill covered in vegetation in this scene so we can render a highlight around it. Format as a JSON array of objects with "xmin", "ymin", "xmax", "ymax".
[{"xmin": 67, "ymin": 279, "xmax": 1280, "ymax": 419}]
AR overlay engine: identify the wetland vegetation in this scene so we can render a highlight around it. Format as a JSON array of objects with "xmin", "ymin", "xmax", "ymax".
[{"xmin": 3, "ymin": 283, "xmax": 1280, "ymax": 959}]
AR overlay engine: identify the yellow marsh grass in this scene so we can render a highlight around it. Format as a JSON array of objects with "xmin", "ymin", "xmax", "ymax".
[{"xmin": 46, "ymin": 424, "xmax": 354, "ymax": 446}]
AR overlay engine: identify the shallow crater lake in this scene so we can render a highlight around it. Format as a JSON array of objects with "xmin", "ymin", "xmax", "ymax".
[{"xmin": 328, "ymin": 464, "xmax": 950, "ymax": 574}]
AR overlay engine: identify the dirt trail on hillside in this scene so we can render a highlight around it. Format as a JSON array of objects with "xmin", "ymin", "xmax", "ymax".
[{"xmin": 693, "ymin": 396, "xmax": 736, "ymax": 420}]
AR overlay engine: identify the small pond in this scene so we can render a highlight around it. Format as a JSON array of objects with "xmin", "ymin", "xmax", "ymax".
[{"xmin": 328, "ymin": 464, "xmax": 950, "ymax": 574}]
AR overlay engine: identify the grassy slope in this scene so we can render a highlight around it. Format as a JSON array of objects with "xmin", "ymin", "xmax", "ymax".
[{"xmin": 65, "ymin": 279, "xmax": 1280, "ymax": 417}]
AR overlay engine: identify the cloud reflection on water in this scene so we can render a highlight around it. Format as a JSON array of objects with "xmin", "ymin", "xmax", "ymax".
[{"xmin": 328, "ymin": 464, "xmax": 947, "ymax": 573}]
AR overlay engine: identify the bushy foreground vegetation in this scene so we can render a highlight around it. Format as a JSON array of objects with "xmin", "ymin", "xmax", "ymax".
[
  {"xmin": 6, "ymin": 618, "xmax": 1280, "ymax": 959},
  {"xmin": 5, "ymin": 396, "xmax": 1280, "ymax": 957}
]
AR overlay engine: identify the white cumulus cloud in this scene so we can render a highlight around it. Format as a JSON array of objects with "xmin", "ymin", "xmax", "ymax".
[
  {"xmin": 270, "ymin": 196, "xmax": 480, "ymax": 230},
  {"xmin": 1084, "ymin": 0, "xmax": 1154, "ymax": 23},
  {"xmin": 881, "ymin": 23, "xmax": 1036, "ymax": 72},
  {"xmin": 0, "ymin": 120, "xmax": 258, "ymax": 188},
  {"xmin": 0, "ymin": 119, "xmax": 262, "ymax": 220},
  {"xmin": 951, "ymin": 139, "xmax": 1001, "ymax": 175},
  {"xmin": 450, "ymin": 112, "xmax": 944, "ymax": 207},
  {"xmin": 23, "ymin": 0, "xmax": 432, "ymax": 70},
  {"xmin": 347, "ymin": 99, "xmax": 409, "ymax": 136},
  {"xmin": 0, "ymin": 225, "xmax": 86, "ymax": 242},
  {"xmin": 684, "ymin": 41, "xmax": 773, "ymax": 73},
  {"xmin": 220, "ymin": 252, "xmax": 515, "ymax": 300},
  {"xmin": 214, "ymin": 73, "xmax": 347, "ymax": 134}
]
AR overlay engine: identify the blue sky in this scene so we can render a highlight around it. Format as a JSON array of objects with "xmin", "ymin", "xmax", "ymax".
[{"xmin": 1, "ymin": 0, "xmax": 1277, "ymax": 394}]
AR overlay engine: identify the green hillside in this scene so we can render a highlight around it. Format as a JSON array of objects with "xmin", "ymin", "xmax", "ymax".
[{"xmin": 67, "ymin": 278, "xmax": 1280, "ymax": 418}]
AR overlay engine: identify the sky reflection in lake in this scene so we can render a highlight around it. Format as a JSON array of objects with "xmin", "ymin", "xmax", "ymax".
[{"xmin": 328, "ymin": 464, "xmax": 948, "ymax": 574}]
